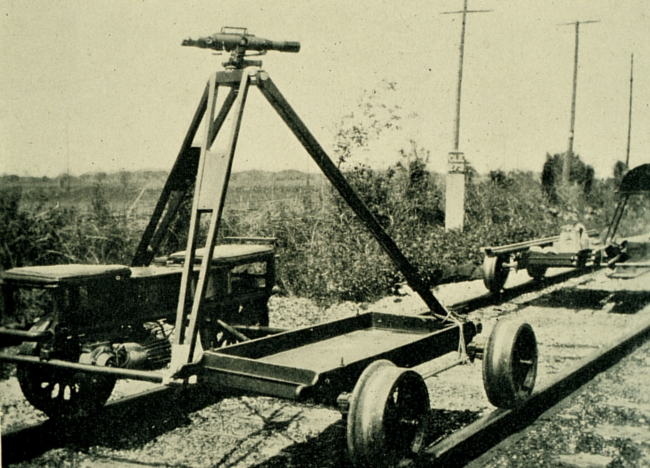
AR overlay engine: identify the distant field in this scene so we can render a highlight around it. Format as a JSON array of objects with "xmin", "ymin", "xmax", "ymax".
[{"xmin": 1, "ymin": 170, "xmax": 328, "ymax": 221}]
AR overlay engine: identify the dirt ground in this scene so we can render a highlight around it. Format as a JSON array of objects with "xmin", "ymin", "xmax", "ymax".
[{"xmin": 2, "ymin": 267, "xmax": 650, "ymax": 467}]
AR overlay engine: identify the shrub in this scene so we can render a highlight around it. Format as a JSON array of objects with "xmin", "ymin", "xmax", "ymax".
[
  {"xmin": 2, "ymin": 163, "xmax": 620, "ymax": 309},
  {"xmin": 542, "ymin": 152, "xmax": 595, "ymax": 202},
  {"xmin": 219, "ymin": 152, "xmax": 590, "ymax": 306}
]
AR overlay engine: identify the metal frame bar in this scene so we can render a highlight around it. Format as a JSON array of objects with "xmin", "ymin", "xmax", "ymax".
[
  {"xmin": 0, "ymin": 354, "xmax": 165, "ymax": 383},
  {"xmin": 483, "ymin": 229, "xmax": 599, "ymax": 257},
  {"xmin": 605, "ymin": 194, "xmax": 629, "ymax": 243},
  {"xmin": 0, "ymin": 329, "xmax": 52, "ymax": 348},
  {"xmin": 202, "ymin": 313, "xmax": 476, "ymax": 402}
]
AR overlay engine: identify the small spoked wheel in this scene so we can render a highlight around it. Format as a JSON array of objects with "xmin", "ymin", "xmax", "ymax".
[
  {"xmin": 347, "ymin": 360, "xmax": 429, "ymax": 468},
  {"xmin": 483, "ymin": 255, "xmax": 509, "ymax": 293},
  {"xmin": 16, "ymin": 363, "xmax": 116, "ymax": 419},
  {"xmin": 526, "ymin": 264, "xmax": 547, "ymax": 281},
  {"xmin": 482, "ymin": 320, "xmax": 538, "ymax": 409}
]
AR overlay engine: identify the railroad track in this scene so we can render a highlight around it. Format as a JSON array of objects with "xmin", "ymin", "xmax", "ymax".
[
  {"xmin": 1, "ymin": 382, "xmax": 239, "ymax": 465},
  {"xmin": 2, "ymin": 267, "xmax": 644, "ymax": 467},
  {"xmin": 446, "ymin": 266, "xmax": 593, "ymax": 314},
  {"xmin": 415, "ymin": 312, "xmax": 650, "ymax": 467}
]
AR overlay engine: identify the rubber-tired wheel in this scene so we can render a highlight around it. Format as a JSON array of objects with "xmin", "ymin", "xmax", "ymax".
[
  {"xmin": 16, "ymin": 363, "xmax": 116, "ymax": 419},
  {"xmin": 347, "ymin": 360, "xmax": 429, "ymax": 468},
  {"xmin": 482, "ymin": 320, "xmax": 537, "ymax": 409},
  {"xmin": 483, "ymin": 255, "xmax": 509, "ymax": 293},
  {"xmin": 526, "ymin": 264, "xmax": 547, "ymax": 281}
]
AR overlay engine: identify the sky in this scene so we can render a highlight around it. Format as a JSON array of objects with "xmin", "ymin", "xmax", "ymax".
[{"xmin": 1, "ymin": 1, "xmax": 648, "ymax": 179}]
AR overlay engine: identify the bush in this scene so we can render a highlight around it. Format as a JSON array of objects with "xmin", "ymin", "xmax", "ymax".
[
  {"xmin": 2, "ymin": 162, "xmax": 620, "ymax": 309},
  {"xmin": 219, "ymin": 150, "xmax": 614, "ymax": 306},
  {"xmin": 542, "ymin": 152, "xmax": 595, "ymax": 202}
]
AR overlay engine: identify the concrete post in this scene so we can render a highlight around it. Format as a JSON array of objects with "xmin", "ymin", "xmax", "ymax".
[{"xmin": 445, "ymin": 151, "xmax": 466, "ymax": 231}]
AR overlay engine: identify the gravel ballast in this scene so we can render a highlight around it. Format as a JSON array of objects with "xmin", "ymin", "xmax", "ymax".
[{"xmin": 2, "ymin": 268, "xmax": 649, "ymax": 467}]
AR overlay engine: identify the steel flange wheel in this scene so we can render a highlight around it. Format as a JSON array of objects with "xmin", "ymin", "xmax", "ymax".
[
  {"xmin": 16, "ymin": 363, "xmax": 116, "ymax": 419},
  {"xmin": 483, "ymin": 255, "xmax": 509, "ymax": 293},
  {"xmin": 347, "ymin": 360, "xmax": 430, "ymax": 468},
  {"xmin": 482, "ymin": 320, "xmax": 538, "ymax": 409}
]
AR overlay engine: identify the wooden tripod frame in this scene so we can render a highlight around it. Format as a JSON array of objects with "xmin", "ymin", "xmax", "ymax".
[{"xmin": 132, "ymin": 66, "xmax": 451, "ymax": 374}]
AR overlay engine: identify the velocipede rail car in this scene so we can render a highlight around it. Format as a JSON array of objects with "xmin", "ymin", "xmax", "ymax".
[
  {"xmin": 0, "ymin": 28, "xmax": 539, "ymax": 467},
  {"xmin": 481, "ymin": 163, "xmax": 650, "ymax": 292}
]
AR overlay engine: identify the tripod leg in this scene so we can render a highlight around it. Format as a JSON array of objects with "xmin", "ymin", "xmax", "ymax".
[
  {"xmin": 256, "ymin": 72, "xmax": 449, "ymax": 321},
  {"xmin": 132, "ymin": 84, "xmax": 208, "ymax": 267}
]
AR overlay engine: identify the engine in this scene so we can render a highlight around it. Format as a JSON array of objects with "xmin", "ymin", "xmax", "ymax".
[{"xmin": 79, "ymin": 322, "xmax": 172, "ymax": 371}]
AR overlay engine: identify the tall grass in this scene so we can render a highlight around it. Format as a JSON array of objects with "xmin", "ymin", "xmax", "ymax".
[
  {"xmin": 221, "ymin": 159, "xmax": 618, "ymax": 306},
  {"xmin": 1, "ymin": 163, "xmax": 623, "ymax": 307},
  {"xmin": 0, "ymin": 182, "xmax": 139, "ymax": 270}
]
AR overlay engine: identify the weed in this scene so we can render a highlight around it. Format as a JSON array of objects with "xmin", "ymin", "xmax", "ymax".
[{"xmin": 0, "ymin": 163, "xmax": 625, "ymax": 308}]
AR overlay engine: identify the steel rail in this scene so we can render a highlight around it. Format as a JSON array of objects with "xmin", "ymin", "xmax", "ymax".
[
  {"xmin": 446, "ymin": 266, "xmax": 594, "ymax": 314},
  {"xmin": 0, "ymin": 383, "xmax": 233, "ymax": 465},
  {"xmin": 6, "ymin": 309, "xmax": 648, "ymax": 468},
  {"xmin": 2, "ymin": 386, "xmax": 173, "ymax": 464},
  {"xmin": 413, "ymin": 312, "xmax": 650, "ymax": 467}
]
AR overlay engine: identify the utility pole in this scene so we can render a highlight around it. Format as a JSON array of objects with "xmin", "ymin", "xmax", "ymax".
[
  {"xmin": 626, "ymin": 53, "xmax": 634, "ymax": 168},
  {"xmin": 442, "ymin": 0, "xmax": 491, "ymax": 232},
  {"xmin": 562, "ymin": 20, "xmax": 599, "ymax": 185}
]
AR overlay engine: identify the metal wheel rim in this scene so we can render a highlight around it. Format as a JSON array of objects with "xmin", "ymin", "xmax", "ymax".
[
  {"xmin": 510, "ymin": 324, "xmax": 538, "ymax": 399},
  {"xmin": 347, "ymin": 360, "xmax": 429, "ymax": 468},
  {"xmin": 483, "ymin": 255, "xmax": 509, "ymax": 292},
  {"xmin": 17, "ymin": 363, "xmax": 116, "ymax": 419},
  {"xmin": 383, "ymin": 371, "xmax": 429, "ymax": 457},
  {"xmin": 483, "ymin": 320, "xmax": 538, "ymax": 409}
]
